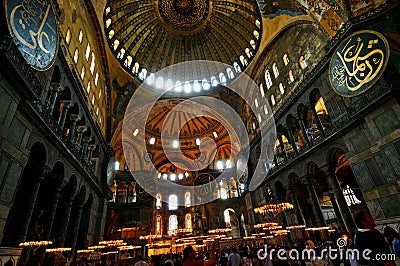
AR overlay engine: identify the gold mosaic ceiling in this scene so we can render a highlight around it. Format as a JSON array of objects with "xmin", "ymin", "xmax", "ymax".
[{"xmin": 103, "ymin": 0, "xmax": 262, "ymax": 87}]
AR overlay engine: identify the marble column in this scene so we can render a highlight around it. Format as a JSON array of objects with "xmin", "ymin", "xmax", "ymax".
[
  {"xmin": 297, "ymin": 117, "xmax": 311, "ymax": 147},
  {"xmin": 69, "ymin": 204, "xmax": 84, "ymax": 252},
  {"xmin": 46, "ymin": 83, "xmax": 63, "ymax": 118},
  {"xmin": 278, "ymin": 135, "xmax": 288, "ymax": 161},
  {"xmin": 328, "ymin": 192, "xmax": 346, "ymax": 233},
  {"xmin": 304, "ymin": 175, "xmax": 326, "ymax": 226},
  {"xmin": 310, "ymin": 104, "xmax": 326, "ymax": 139},
  {"xmin": 287, "ymin": 125, "xmax": 299, "ymax": 155},
  {"xmin": 42, "ymin": 186, "xmax": 62, "ymax": 240},
  {"xmin": 125, "ymin": 183, "xmax": 130, "ymax": 203},
  {"xmin": 86, "ymin": 144, "xmax": 96, "ymax": 164},
  {"xmin": 15, "ymin": 167, "xmax": 49, "ymax": 245},
  {"xmin": 80, "ymin": 136, "xmax": 91, "ymax": 162},
  {"xmin": 57, "ymin": 195, "xmax": 74, "ymax": 247},
  {"xmin": 67, "ymin": 114, "xmax": 80, "ymax": 145},
  {"xmin": 74, "ymin": 126, "xmax": 87, "ymax": 148},
  {"xmin": 288, "ymin": 186, "xmax": 305, "ymax": 225},
  {"xmin": 57, "ymin": 101, "xmax": 72, "ymax": 132},
  {"xmin": 327, "ymin": 167, "xmax": 356, "ymax": 237}
]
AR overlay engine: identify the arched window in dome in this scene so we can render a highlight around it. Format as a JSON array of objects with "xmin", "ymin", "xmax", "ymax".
[
  {"xmin": 114, "ymin": 161, "xmax": 120, "ymax": 170},
  {"xmin": 245, "ymin": 48, "xmax": 252, "ymax": 58},
  {"xmin": 108, "ymin": 30, "xmax": 115, "ymax": 39},
  {"xmin": 184, "ymin": 81, "xmax": 192, "ymax": 93},
  {"xmin": 106, "ymin": 18, "xmax": 112, "ymax": 28},
  {"xmin": 219, "ymin": 178, "xmax": 229, "ymax": 199},
  {"xmin": 65, "ymin": 28, "xmax": 72, "ymax": 45},
  {"xmin": 279, "ymin": 83, "xmax": 285, "ymax": 94},
  {"xmin": 124, "ymin": 56, "xmax": 132, "ymax": 67},
  {"xmin": 156, "ymin": 77, "xmax": 163, "ymax": 89},
  {"xmin": 299, "ymin": 55, "xmax": 308, "ymax": 69},
  {"xmin": 81, "ymin": 66, "xmax": 85, "ymax": 80},
  {"xmin": 250, "ymin": 40, "xmax": 256, "ymax": 50},
  {"xmin": 175, "ymin": 81, "xmax": 182, "ymax": 92},
  {"xmin": 271, "ymin": 95, "xmax": 276, "ymax": 106},
  {"xmin": 255, "ymin": 19, "xmax": 261, "ymax": 28},
  {"xmin": 253, "ymin": 30, "xmax": 259, "ymax": 39},
  {"xmin": 193, "ymin": 80, "xmax": 201, "ymax": 92},
  {"xmin": 283, "ymin": 54, "xmax": 289, "ymax": 66},
  {"xmin": 138, "ymin": 68, "xmax": 147, "ymax": 80},
  {"xmin": 169, "ymin": 215, "xmax": 177, "ymax": 233},
  {"xmin": 146, "ymin": 73, "xmax": 155, "ymax": 85},
  {"xmin": 219, "ymin": 73, "xmax": 227, "ymax": 85},
  {"xmin": 265, "ymin": 70, "xmax": 272, "ymax": 89},
  {"xmin": 233, "ymin": 62, "xmax": 241, "ymax": 73},
  {"xmin": 226, "ymin": 160, "xmax": 232, "ymax": 168},
  {"xmin": 105, "ymin": 7, "xmax": 111, "ymax": 15},
  {"xmin": 113, "ymin": 39, "xmax": 119, "ymax": 50},
  {"xmin": 133, "ymin": 62, "xmax": 139, "ymax": 74},
  {"xmin": 78, "ymin": 29, "xmax": 83, "ymax": 43},
  {"xmin": 202, "ymin": 79, "xmax": 210, "ymax": 90},
  {"xmin": 85, "ymin": 43, "xmax": 91, "ymax": 61},
  {"xmin": 240, "ymin": 55, "xmax": 247, "ymax": 66},
  {"xmin": 185, "ymin": 213, "xmax": 192, "ymax": 229},
  {"xmin": 184, "ymin": 192, "xmax": 191, "ymax": 207},
  {"xmin": 220, "ymin": 188, "xmax": 228, "ymax": 199},
  {"xmin": 73, "ymin": 48, "xmax": 79, "ymax": 63},
  {"xmin": 216, "ymin": 160, "xmax": 224, "ymax": 170},
  {"xmin": 169, "ymin": 194, "xmax": 178, "ymax": 210},
  {"xmin": 165, "ymin": 79, "xmax": 173, "ymax": 90},
  {"xmin": 86, "ymin": 82, "xmax": 91, "ymax": 94},
  {"xmin": 288, "ymin": 70, "xmax": 295, "ymax": 83},
  {"xmin": 224, "ymin": 209, "xmax": 231, "ymax": 227},
  {"xmin": 211, "ymin": 76, "xmax": 219, "ymax": 87},
  {"xmin": 90, "ymin": 52, "xmax": 95, "ymax": 74},
  {"xmin": 156, "ymin": 215, "xmax": 162, "ymax": 235},
  {"xmin": 260, "ymin": 83, "xmax": 265, "ymax": 97},
  {"xmin": 273, "ymin": 63, "xmax": 279, "ymax": 78},
  {"xmin": 156, "ymin": 193, "xmax": 162, "ymax": 209},
  {"xmin": 117, "ymin": 48, "xmax": 125, "ymax": 59}
]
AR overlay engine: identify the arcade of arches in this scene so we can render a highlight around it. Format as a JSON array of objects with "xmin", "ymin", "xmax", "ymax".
[{"xmin": 0, "ymin": 0, "xmax": 400, "ymax": 264}]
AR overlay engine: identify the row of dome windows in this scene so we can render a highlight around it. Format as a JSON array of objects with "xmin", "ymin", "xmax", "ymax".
[
  {"xmin": 65, "ymin": 28, "xmax": 104, "ymax": 126},
  {"xmin": 104, "ymin": 10, "xmax": 260, "ymax": 91}
]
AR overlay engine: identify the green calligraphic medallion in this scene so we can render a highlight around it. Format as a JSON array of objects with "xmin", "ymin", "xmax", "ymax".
[
  {"xmin": 329, "ymin": 30, "xmax": 389, "ymax": 97},
  {"xmin": 5, "ymin": 0, "xmax": 58, "ymax": 70}
]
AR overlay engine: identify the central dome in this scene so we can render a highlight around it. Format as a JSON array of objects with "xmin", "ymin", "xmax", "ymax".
[
  {"xmin": 159, "ymin": 0, "xmax": 210, "ymax": 31},
  {"xmin": 104, "ymin": 0, "xmax": 262, "ymax": 90}
]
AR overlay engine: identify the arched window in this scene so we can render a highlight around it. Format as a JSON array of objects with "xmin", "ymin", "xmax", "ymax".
[
  {"xmin": 169, "ymin": 194, "xmax": 178, "ymax": 210},
  {"xmin": 224, "ymin": 209, "xmax": 231, "ymax": 227},
  {"xmin": 90, "ymin": 52, "xmax": 95, "ymax": 74},
  {"xmin": 253, "ymin": 30, "xmax": 259, "ymax": 39},
  {"xmin": 283, "ymin": 54, "xmax": 289, "ymax": 66},
  {"xmin": 193, "ymin": 80, "xmax": 201, "ymax": 92},
  {"xmin": 273, "ymin": 63, "xmax": 279, "ymax": 78},
  {"xmin": 65, "ymin": 28, "xmax": 72, "ymax": 45},
  {"xmin": 138, "ymin": 68, "xmax": 147, "ymax": 80},
  {"xmin": 73, "ymin": 48, "xmax": 79, "ymax": 63},
  {"xmin": 184, "ymin": 81, "xmax": 191, "ymax": 93},
  {"xmin": 86, "ymin": 82, "xmax": 91, "ymax": 94},
  {"xmin": 265, "ymin": 70, "xmax": 272, "ymax": 89},
  {"xmin": 233, "ymin": 62, "xmax": 241, "ymax": 73},
  {"xmin": 78, "ymin": 29, "xmax": 84, "ymax": 43},
  {"xmin": 105, "ymin": 18, "xmax": 112, "ymax": 28},
  {"xmin": 133, "ymin": 62, "xmax": 139, "ymax": 74},
  {"xmin": 279, "ymin": 83, "xmax": 285, "ymax": 94},
  {"xmin": 184, "ymin": 192, "xmax": 191, "ymax": 207},
  {"xmin": 147, "ymin": 73, "xmax": 155, "ymax": 85},
  {"xmin": 155, "ymin": 77, "xmax": 163, "ymax": 89},
  {"xmin": 117, "ymin": 48, "xmax": 125, "ymax": 59},
  {"xmin": 114, "ymin": 161, "xmax": 120, "ymax": 170},
  {"xmin": 95, "ymin": 72, "xmax": 99, "ymax": 86},
  {"xmin": 85, "ymin": 43, "xmax": 91, "ymax": 61},
  {"xmin": 260, "ymin": 83, "xmax": 264, "ymax": 97},
  {"xmin": 211, "ymin": 76, "xmax": 218, "ymax": 87},
  {"xmin": 156, "ymin": 215, "xmax": 162, "ymax": 235},
  {"xmin": 219, "ymin": 73, "xmax": 227, "ymax": 84},
  {"xmin": 185, "ymin": 213, "xmax": 192, "ymax": 229},
  {"xmin": 271, "ymin": 95, "xmax": 276, "ymax": 106},
  {"xmin": 239, "ymin": 55, "xmax": 247, "ymax": 66},
  {"xmin": 250, "ymin": 40, "xmax": 256, "ymax": 50},
  {"xmin": 255, "ymin": 20, "xmax": 261, "ymax": 28},
  {"xmin": 125, "ymin": 56, "xmax": 132, "ymax": 67},
  {"xmin": 156, "ymin": 193, "xmax": 162, "ymax": 209},
  {"xmin": 289, "ymin": 70, "xmax": 295, "ymax": 83},
  {"xmin": 299, "ymin": 55, "xmax": 308, "ymax": 69},
  {"xmin": 245, "ymin": 48, "xmax": 252, "ymax": 58},
  {"xmin": 113, "ymin": 39, "xmax": 119, "ymax": 50},
  {"xmin": 202, "ymin": 79, "xmax": 210, "ymax": 90},
  {"xmin": 81, "ymin": 66, "xmax": 85, "ymax": 80},
  {"xmin": 169, "ymin": 215, "xmax": 177, "ymax": 234},
  {"xmin": 165, "ymin": 79, "xmax": 173, "ymax": 90},
  {"xmin": 108, "ymin": 30, "xmax": 115, "ymax": 39},
  {"xmin": 220, "ymin": 188, "xmax": 228, "ymax": 199}
]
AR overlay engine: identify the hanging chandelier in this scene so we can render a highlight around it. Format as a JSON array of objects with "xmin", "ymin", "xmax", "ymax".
[{"xmin": 254, "ymin": 202, "xmax": 294, "ymax": 216}]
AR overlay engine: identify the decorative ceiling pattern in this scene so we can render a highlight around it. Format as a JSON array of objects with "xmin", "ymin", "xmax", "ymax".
[{"xmin": 103, "ymin": 0, "xmax": 262, "ymax": 86}]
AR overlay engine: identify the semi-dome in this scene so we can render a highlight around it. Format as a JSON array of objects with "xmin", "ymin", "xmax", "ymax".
[{"xmin": 103, "ymin": 0, "xmax": 262, "ymax": 92}]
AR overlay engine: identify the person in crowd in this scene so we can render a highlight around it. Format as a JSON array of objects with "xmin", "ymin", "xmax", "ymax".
[
  {"xmin": 165, "ymin": 254, "xmax": 175, "ymax": 266},
  {"xmin": 183, "ymin": 245, "xmax": 216, "ymax": 266},
  {"xmin": 383, "ymin": 226, "xmax": 400, "ymax": 257},
  {"xmin": 353, "ymin": 210, "xmax": 394, "ymax": 266},
  {"xmin": 135, "ymin": 255, "xmax": 149, "ymax": 266},
  {"xmin": 227, "ymin": 247, "xmax": 241, "ymax": 266}
]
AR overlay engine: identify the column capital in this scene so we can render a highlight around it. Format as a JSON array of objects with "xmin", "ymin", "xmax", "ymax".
[
  {"xmin": 69, "ymin": 114, "xmax": 80, "ymax": 122},
  {"xmin": 60, "ymin": 100, "xmax": 73, "ymax": 108},
  {"xmin": 83, "ymin": 136, "xmax": 92, "ymax": 143},
  {"xmin": 76, "ymin": 125, "xmax": 87, "ymax": 133},
  {"xmin": 37, "ymin": 166, "xmax": 51, "ymax": 182},
  {"xmin": 88, "ymin": 144, "xmax": 97, "ymax": 151},
  {"xmin": 50, "ymin": 82, "xmax": 64, "ymax": 92}
]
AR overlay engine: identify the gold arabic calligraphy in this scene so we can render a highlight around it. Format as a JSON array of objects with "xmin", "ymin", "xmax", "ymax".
[
  {"xmin": 9, "ymin": 0, "xmax": 56, "ymax": 54},
  {"xmin": 333, "ymin": 36, "xmax": 385, "ymax": 92}
]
